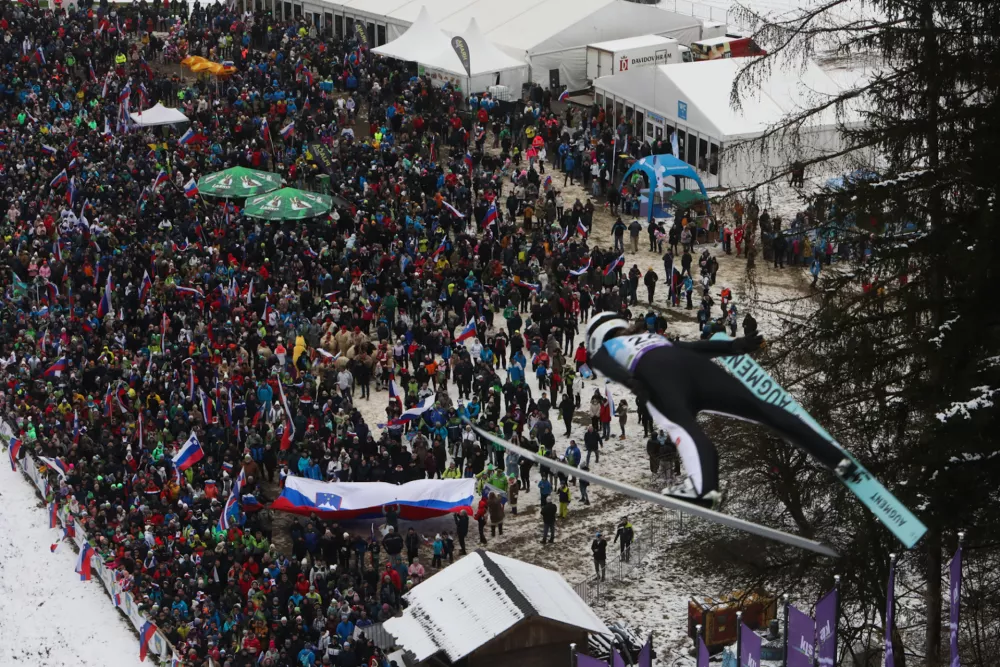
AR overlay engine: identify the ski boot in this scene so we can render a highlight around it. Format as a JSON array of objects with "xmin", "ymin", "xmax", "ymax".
[{"xmin": 834, "ymin": 458, "xmax": 862, "ymax": 484}]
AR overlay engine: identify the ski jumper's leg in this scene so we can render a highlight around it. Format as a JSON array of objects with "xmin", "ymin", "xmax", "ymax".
[
  {"xmin": 637, "ymin": 381, "xmax": 720, "ymax": 497},
  {"xmin": 688, "ymin": 359, "xmax": 846, "ymax": 471}
]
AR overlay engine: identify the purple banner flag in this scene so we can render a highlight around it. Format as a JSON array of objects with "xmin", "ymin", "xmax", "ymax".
[
  {"xmin": 787, "ymin": 604, "xmax": 816, "ymax": 667},
  {"xmin": 741, "ymin": 623, "xmax": 762, "ymax": 667},
  {"xmin": 816, "ymin": 588, "xmax": 838, "ymax": 667},
  {"xmin": 577, "ymin": 654, "xmax": 609, "ymax": 667},
  {"xmin": 950, "ymin": 545, "xmax": 962, "ymax": 667},
  {"xmin": 698, "ymin": 636, "xmax": 710, "ymax": 667},
  {"xmin": 885, "ymin": 558, "xmax": 897, "ymax": 667},
  {"xmin": 638, "ymin": 638, "xmax": 652, "ymax": 667}
]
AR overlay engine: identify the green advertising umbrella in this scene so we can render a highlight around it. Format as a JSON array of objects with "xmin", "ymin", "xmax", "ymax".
[
  {"xmin": 243, "ymin": 188, "xmax": 334, "ymax": 221},
  {"xmin": 198, "ymin": 167, "xmax": 282, "ymax": 198},
  {"xmin": 669, "ymin": 189, "xmax": 708, "ymax": 208}
]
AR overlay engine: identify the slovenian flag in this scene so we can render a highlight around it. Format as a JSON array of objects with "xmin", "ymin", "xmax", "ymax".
[
  {"xmin": 43, "ymin": 356, "xmax": 68, "ymax": 378},
  {"xmin": 521, "ymin": 281, "xmax": 541, "ymax": 293},
  {"xmin": 35, "ymin": 46, "xmax": 46, "ymax": 65},
  {"xmin": 139, "ymin": 270, "xmax": 152, "ymax": 303},
  {"xmin": 280, "ymin": 121, "xmax": 295, "ymax": 139},
  {"xmin": 464, "ymin": 151, "xmax": 474, "ymax": 173},
  {"xmin": 577, "ymin": 219, "xmax": 588, "ymax": 236},
  {"xmin": 558, "ymin": 90, "xmax": 570, "ymax": 102},
  {"xmin": 442, "ymin": 201, "xmax": 464, "ymax": 218},
  {"xmin": 481, "ymin": 203, "xmax": 498, "ymax": 230},
  {"xmin": 153, "ymin": 169, "xmax": 169, "ymax": 191},
  {"xmin": 431, "ymin": 239, "xmax": 447, "ymax": 259},
  {"xmin": 49, "ymin": 502, "xmax": 59, "ymax": 529},
  {"xmin": 73, "ymin": 409, "xmax": 80, "ymax": 444},
  {"xmin": 386, "ymin": 393, "xmax": 437, "ymax": 426},
  {"xmin": 41, "ymin": 143, "xmax": 57, "ymax": 156},
  {"xmin": 175, "ymin": 286, "xmax": 205, "ymax": 300},
  {"xmin": 260, "ymin": 117, "xmax": 269, "ymax": 139},
  {"xmin": 178, "ymin": 127, "xmax": 195, "ymax": 145},
  {"xmin": 75, "ymin": 541, "xmax": 95, "ymax": 581},
  {"xmin": 97, "ymin": 274, "xmax": 113, "ymax": 318},
  {"xmin": 604, "ymin": 253, "xmax": 625, "ymax": 277},
  {"xmin": 183, "ymin": 178, "xmax": 199, "ymax": 198},
  {"xmin": 455, "ymin": 319, "xmax": 477, "ymax": 343},
  {"xmin": 139, "ymin": 621, "xmax": 158, "ymax": 662},
  {"xmin": 8, "ymin": 437, "xmax": 22, "ymax": 471},
  {"xmin": 50, "ymin": 169, "xmax": 68, "ymax": 189},
  {"xmin": 172, "ymin": 433, "xmax": 205, "ymax": 472},
  {"xmin": 388, "ymin": 374, "xmax": 404, "ymax": 408}
]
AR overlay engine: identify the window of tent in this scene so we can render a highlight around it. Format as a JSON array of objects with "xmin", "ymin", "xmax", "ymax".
[
  {"xmin": 346, "ymin": 17, "xmax": 354, "ymax": 37},
  {"xmin": 367, "ymin": 23, "xmax": 376, "ymax": 46},
  {"xmin": 335, "ymin": 15, "xmax": 343, "ymax": 37},
  {"xmin": 646, "ymin": 122, "xmax": 653, "ymax": 140},
  {"xmin": 605, "ymin": 96, "xmax": 614, "ymax": 119},
  {"xmin": 677, "ymin": 130, "xmax": 686, "ymax": 163},
  {"xmin": 596, "ymin": 92, "xmax": 604, "ymax": 109},
  {"xmin": 699, "ymin": 137, "xmax": 709, "ymax": 171},
  {"xmin": 710, "ymin": 142, "xmax": 720, "ymax": 176},
  {"xmin": 293, "ymin": 4, "xmax": 302, "ymax": 18},
  {"xmin": 615, "ymin": 101, "xmax": 624, "ymax": 125},
  {"xmin": 686, "ymin": 131, "xmax": 697, "ymax": 166},
  {"xmin": 325, "ymin": 13, "xmax": 333, "ymax": 36},
  {"xmin": 377, "ymin": 25, "xmax": 386, "ymax": 46},
  {"xmin": 635, "ymin": 110, "xmax": 644, "ymax": 139}
]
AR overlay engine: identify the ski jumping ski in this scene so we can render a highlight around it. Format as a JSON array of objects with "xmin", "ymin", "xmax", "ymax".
[
  {"xmin": 710, "ymin": 333, "xmax": 927, "ymax": 549},
  {"xmin": 465, "ymin": 420, "xmax": 840, "ymax": 558}
]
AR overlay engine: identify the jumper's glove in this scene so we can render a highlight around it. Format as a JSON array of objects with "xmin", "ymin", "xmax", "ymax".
[{"xmin": 732, "ymin": 334, "xmax": 765, "ymax": 355}]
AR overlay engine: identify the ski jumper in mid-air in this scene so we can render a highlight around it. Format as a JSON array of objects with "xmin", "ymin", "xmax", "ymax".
[{"xmin": 584, "ymin": 312, "xmax": 856, "ymax": 506}]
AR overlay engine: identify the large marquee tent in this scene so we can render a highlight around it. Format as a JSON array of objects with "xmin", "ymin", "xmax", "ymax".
[
  {"xmin": 371, "ymin": 8, "xmax": 529, "ymax": 92},
  {"xmin": 594, "ymin": 57, "xmax": 864, "ymax": 188},
  {"xmin": 315, "ymin": 0, "xmax": 703, "ymax": 92}
]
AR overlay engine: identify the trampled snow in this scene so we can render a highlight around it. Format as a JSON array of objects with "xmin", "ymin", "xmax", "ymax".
[{"xmin": 0, "ymin": 460, "xmax": 141, "ymax": 667}]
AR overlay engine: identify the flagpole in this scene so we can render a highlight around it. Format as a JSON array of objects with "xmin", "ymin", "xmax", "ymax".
[
  {"xmin": 736, "ymin": 610, "xmax": 743, "ymax": 667},
  {"xmin": 832, "ymin": 574, "xmax": 840, "ymax": 667},
  {"xmin": 570, "ymin": 642, "xmax": 576, "ymax": 667},
  {"xmin": 696, "ymin": 623, "xmax": 703, "ymax": 657},
  {"xmin": 782, "ymin": 593, "xmax": 790, "ymax": 667}
]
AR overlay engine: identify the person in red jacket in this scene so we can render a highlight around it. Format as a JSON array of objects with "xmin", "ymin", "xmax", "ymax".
[
  {"xmin": 573, "ymin": 342, "xmax": 588, "ymax": 371},
  {"xmin": 599, "ymin": 398, "xmax": 612, "ymax": 440},
  {"xmin": 475, "ymin": 496, "xmax": 488, "ymax": 545}
]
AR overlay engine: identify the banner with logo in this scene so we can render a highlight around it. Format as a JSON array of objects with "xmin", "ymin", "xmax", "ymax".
[
  {"xmin": 740, "ymin": 623, "xmax": 761, "ymax": 667},
  {"xmin": 451, "ymin": 36, "xmax": 472, "ymax": 78},
  {"xmin": 308, "ymin": 142, "xmax": 336, "ymax": 174},
  {"xmin": 815, "ymin": 588, "xmax": 838, "ymax": 667},
  {"xmin": 787, "ymin": 604, "xmax": 815, "ymax": 667}
]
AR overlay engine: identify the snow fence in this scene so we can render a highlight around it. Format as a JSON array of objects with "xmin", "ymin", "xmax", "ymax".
[{"xmin": 3, "ymin": 419, "xmax": 179, "ymax": 666}]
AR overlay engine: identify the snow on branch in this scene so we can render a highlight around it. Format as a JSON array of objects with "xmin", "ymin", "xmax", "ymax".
[
  {"xmin": 928, "ymin": 316, "xmax": 960, "ymax": 349},
  {"xmin": 936, "ymin": 386, "xmax": 999, "ymax": 423}
]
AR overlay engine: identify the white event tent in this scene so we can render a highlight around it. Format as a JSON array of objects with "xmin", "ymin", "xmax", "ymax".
[
  {"xmin": 128, "ymin": 103, "xmax": 190, "ymax": 127},
  {"xmin": 372, "ymin": 7, "xmax": 529, "ymax": 92},
  {"xmin": 315, "ymin": 0, "xmax": 703, "ymax": 92},
  {"xmin": 594, "ymin": 57, "xmax": 863, "ymax": 188}
]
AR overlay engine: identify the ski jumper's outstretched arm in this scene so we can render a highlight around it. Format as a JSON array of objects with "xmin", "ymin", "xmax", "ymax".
[{"xmin": 673, "ymin": 334, "xmax": 763, "ymax": 359}]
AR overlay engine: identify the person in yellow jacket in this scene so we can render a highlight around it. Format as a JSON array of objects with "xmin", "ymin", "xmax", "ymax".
[
  {"xmin": 442, "ymin": 461, "xmax": 461, "ymax": 479},
  {"xmin": 292, "ymin": 335, "xmax": 307, "ymax": 364}
]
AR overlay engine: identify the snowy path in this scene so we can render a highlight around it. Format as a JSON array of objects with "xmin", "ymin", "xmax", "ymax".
[{"xmin": 0, "ymin": 461, "xmax": 142, "ymax": 667}]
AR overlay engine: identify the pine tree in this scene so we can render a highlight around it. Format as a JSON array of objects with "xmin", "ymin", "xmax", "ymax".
[{"xmin": 701, "ymin": 2, "xmax": 1000, "ymax": 665}]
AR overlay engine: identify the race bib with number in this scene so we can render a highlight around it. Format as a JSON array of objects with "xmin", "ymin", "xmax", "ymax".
[{"xmin": 602, "ymin": 334, "xmax": 672, "ymax": 372}]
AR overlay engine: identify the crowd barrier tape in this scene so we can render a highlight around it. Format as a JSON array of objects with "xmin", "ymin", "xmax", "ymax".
[{"xmin": 4, "ymin": 418, "xmax": 180, "ymax": 666}]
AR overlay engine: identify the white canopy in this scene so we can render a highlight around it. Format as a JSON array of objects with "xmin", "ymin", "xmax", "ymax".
[
  {"xmin": 128, "ymin": 103, "xmax": 190, "ymax": 127},
  {"xmin": 373, "ymin": 8, "xmax": 528, "ymax": 92}
]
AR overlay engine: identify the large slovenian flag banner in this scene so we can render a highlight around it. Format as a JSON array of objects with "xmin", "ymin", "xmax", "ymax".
[
  {"xmin": 75, "ymin": 541, "xmax": 96, "ymax": 581},
  {"xmin": 139, "ymin": 620, "xmax": 158, "ymax": 661},
  {"xmin": 43, "ymin": 356, "xmax": 68, "ymax": 378},
  {"xmin": 8, "ymin": 437, "xmax": 22, "ymax": 471},
  {"xmin": 569, "ymin": 258, "xmax": 592, "ymax": 276},
  {"xmin": 172, "ymin": 433, "xmax": 205, "ymax": 472},
  {"xmin": 388, "ymin": 374, "xmax": 404, "ymax": 407},
  {"xmin": 455, "ymin": 319, "xmax": 477, "ymax": 343},
  {"xmin": 39, "ymin": 456, "xmax": 69, "ymax": 478},
  {"xmin": 481, "ymin": 203, "xmax": 498, "ymax": 230},
  {"xmin": 273, "ymin": 476, "xmax": 476, "ymax": 521},
  {"xmin": 386, "ymin": 394, "xmax": 436, "ymax": 426}
]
